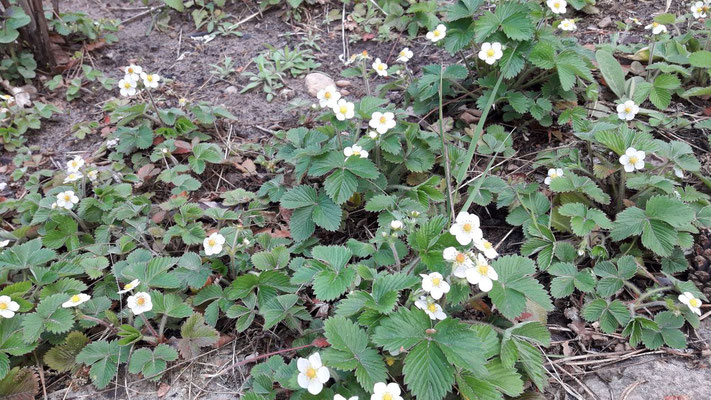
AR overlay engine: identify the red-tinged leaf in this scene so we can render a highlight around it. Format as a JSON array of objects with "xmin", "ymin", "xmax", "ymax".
[
  {"xmin": 312, "ymin": 337, "xmax": 330, "ymax": 348},
  {"xmin": 173, "ymin": 140, "xmax": 192, "ymax": 154}
]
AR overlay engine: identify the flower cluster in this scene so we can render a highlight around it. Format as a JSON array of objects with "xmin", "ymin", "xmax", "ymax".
[
  {"xmin": 117, "ymin": 64, "xmax": 161, "ymax": 97},
  {"xmin": 691, "ymin": 1, "xmax": 710, "ymax": 19},
  {"xmin": 295, "ymin": 353, "xmax": 405, "ymax": 399}
]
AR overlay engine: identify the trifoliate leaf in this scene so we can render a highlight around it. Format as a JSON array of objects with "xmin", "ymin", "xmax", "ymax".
[
  {"xmin": 321, "ymin": 316, "xmax": 387, "ymax": 392},
  {"xmin": 76, "ymin": 340, "xmax": 128, "ymax": 389},
  {"xmin": 548, "ymin": 263, "xmax": 596, "ymax": 298},
  {"xmin": 177, "ymin": 313, "xmax": 219, "ymax": 359},
  {"xmin": 581, "ymin": 299, "xmax": 630, "ymax": 334},
  {"xmin": 372, "ymin": 308, "xmax": 430, "ymax": 353},
  {"xmin": 44, "ymin": 331, "xmax": 90, "ymax": 372},
  {"xmin": 489, "ymin": 256, "xmax": 553, "ymax": 320}
]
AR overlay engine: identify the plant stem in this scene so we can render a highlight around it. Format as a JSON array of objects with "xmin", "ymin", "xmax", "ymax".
[
  {"xmin": 438, "ymin": 65, "xmax": 456, "ymax": 223},
  {"xmin": 361, "ymin": 60, "xmax": 371, "ymax": 97},
  {"xmin": 79, "ymin": 314, "xmax": 117, "ymax": 332},
  {"xmin": 139, "ymin": 314, "xmax": 160, "ymax": 339},
  {"xmin": 146, "ymin": 89, "xmax": 166, "ymax": 126},
  {"xmin": 617, "ymin": 170, "xmax": 626, "ymax": 212},
  {"xmin": 633, "ymin": 286, "xmax": 673, "ymax": 307},
  {"xmin": 389, "ymin": 239, "xmax": 401, "ymax": 269},
  {"xmin": 68, "ymin": 209, "xmax": 90, "ymax": 232},
  {"xmin": 158, "ymin": 313, "xmax": 168, "ymax": 341}
]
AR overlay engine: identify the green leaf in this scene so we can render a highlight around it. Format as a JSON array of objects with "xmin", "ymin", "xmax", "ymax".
[
  {"xmin": 76, "ymin": 340, "xmax": 127, "ymax": 389},
  {"xmin": 321, "ymin": 316, "xmax": 387, "ymax": 392},
  {"xmin": 689, "ymin": 50, "xmax": 711, "ymax": 68},
  {"xmin": 581, "ymin": 299, "xmax": 630, "ymax": 334},
  {"xmin": 162, "ymin": 0, "xmax": 185, "ymax": 12},
  {"xmin": 432, "ymin": 319, "xmax": 487, "ymax": 375},
  {"xmin": 44, "ymin": 331, "xmax": 90, "ymax": 372},
  {"xmin": 403, "ymin": 341, "xmax": 454, "ymax": 400},
  {"xmin": 365, "ymin": 194, "xmax": 396, "ymax": 212},
  {"xmin": 649, "ymin": 74, "xmax": 680, "ymax": 110},
  {"xmin": 22, "ymin": 294, "xmax": 75, "ymax": 343},
  {"xmin": 595, "ymin": 50, "xmax": 626, "ymax": 98},
  {"xmin": 0, "ymin": 367, "xmax": 38, "ymax": 399},
  {"xmin": 641, "ymin": 311, "xmax": 686, "ymax": 349},
  {"xmin": 151, "ymin": 292, "xmax": 194, "ymax": 318},
  {"xmin": 372, "ymin": 308, "xmax": 430, "ymax": 353},
  {"xmin": 548, "ymin": 263, "xmax": 596, "ymax": 298},
  {"xmin": 280, "ymin": 185, "xmax": 317, "ymax": 209},
  {"xmin": 128, "ymin": 344, "xmax": 178, "ymax": 380},
  {"xmin": 489, "ymin": 256, "xmax": 553, "ymax": 320},
  {"xmin": 0, "ymin": 238, "xmax": 56, "ymax": 272},
  {"xmin": 325, "ymin": 169, "xmax": 358, "ymax": 204}
]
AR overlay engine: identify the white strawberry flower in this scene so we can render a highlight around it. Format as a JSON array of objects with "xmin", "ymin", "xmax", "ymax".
[
  {"xmin": 426, "ymin": 24, "xmax": 446, "ymax": 43},
  {"xmin": 372, "ymin": 58, "xmax": 388, "ymax": 77},
  {"xmin": 369, "ymin": 111, "xmax": 396, "ymax": 134},
  {"xmin": 692, "ymin": 2, "xmax": 708, "ymax": 19},
  {"xmin": 0, "ymin": 240, "xmax": 9, "ymax": 248},
  {"xmin": 66, "ymin": 156, "xmax": 85, "ymax": 172},
  {"xmin": 87, "ymin": 170, "xmax": 98, "ymax": 181},
  {"xmin": 63, "ymin": 172, "xmax": 83, "ymax": 184},
  {"xmin": 127, "ymin": 291, "xmax": 153, "ymax": 315},
  {"xmin": 673, "ymin": 166, "xmax": 684, "ymax": 178},
  {"xmin": 397, "ymin": 47, "xmax": 413, "ymax": 63},
  {"xmin": 390, "ymin": 220, "xmax": 403, "ymax": 230},
  {"xmin": 559, "ymin": 19, "xmax": 577, "ymax": 31},
  {"xmin": 415, "ymin": 296, "xmax": 447, "ymax": 320},
  {"xmin": 544, "ymin": 168, "xmax": 564, "ymax": 186},
  {"xmin": 119, "ymin": 77, "xmax": 138, "ymax": 97},
  {"xmin": 140, "ymin": 72, "xmax": 161, "ymax": 89},
  {"xmin": 443, "ymin": 247, "xmax": 474, "ymax": 272},
  {"xmin": 203, "ymin": 232, "xmax": 225, "ymax": 256},
  {"xmin": 297, "ymin": 353, "xmax": 330, "ymax": 395},
  {"xmin": 344, "ymin": 144, "xmax": 368, "ymax": 159},
  {"xmin": 371, "ymin": 382, "xmax": 403, "ymax": 400},
  {"xmin": 477, "ymin": 42, "xmax": 503, "ymax": 65},
  {"xmin": 678, "ymin": 291, "xmax": 702, "ymax": 315},
  {"xmin": 645, "ymin": 22, "xmax": 668, "ymax": 35},
  {"xmin": 619, "ymin": 147, "xmax": 646, "ymax": 172},
  {"xmin": 62, "ymin": 293, "xmax": 91, "ymax": 308},
  {"xmin": 460, "ymin": 253, "xmax": 498, "ymax": 292},
  {"xmin": 332, "ymin": 99, "xmax": 355, "ymax": 120},
  {"xmin": 334, "ymin": 395, "xmax": 358, "ymax": 400},
  {"xmin": 317, "ymin": 85, "xmax": 341, "ymax": 108},
  {"xmin": 0, "ymin": 296, "xmax": 19, "ymax": 318},
  {"xmin": 367, "ymin": 130, "xmax": 380, "ymax": 140},
  {"xmin": 474, "ymin": 238, "xmax": 499, "ymax": 259},
  {"xmin": 616, "ymin": 100, "xmax": 639, "ymax": 121},
  {"xmin": 449, "ymin": 211, "xmax": 483, "ymax": 245},
  {"xmin": 420, "ymin": 272, "xmax": 450, "ymax": 300},
  {"xmin": 547, "ymin": 0, "xmax": 567, "ymax": 14},
  {"xmin": 117, "ymin": 279, "xmax": 140, "ymax": 294},
  {"xmin": 56, "ymin": 190, "xmax": 79, "ymax": 210},
  {"xmin": 124, "ymin": 64, "xmax": 143, "ymax": 80}
]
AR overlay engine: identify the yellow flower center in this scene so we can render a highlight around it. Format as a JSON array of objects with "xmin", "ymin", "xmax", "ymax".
[
  {"xmin": 362, "ymin": 51, "xmax": 368, "ymax": 56},
  {"xmin": 383, "ymin": 394, "xmax": 393, "ymax": 400},
  {"xmin": 128, "ymin": 68, "xmax": 134, "ymax": 73},
  {"xmin": 208, "ymin": 239, "xmax": 216, "ymax": 247},
  {"xmin": 483, "ymin": 241, "xmax": 492, "ymax": 249},
  {"xmin": 427, "ymin": 303, "xmax": 437, "ymax": 313},
  {"xmin": 433, "ymin": 30, "xmax": 440, "ymax": 37},
  {"xmin": 554, "ymin": 1, "xmax": 560, "ymax": 7},
  {"xmin": 324, "ymin": 91, "xmax": 331, "ymax": 99},
  {"xmin": 550, "ymin": 173, "xmax": 558, "ymax": 179},
  {"xmin": 124, "ymin": 82, "xmax": 131, "ymax": 89},
  {"xmin": 432, "ymin": 277, "xmax": 441, "ymax": 286},
  {"xmin": 629, "ymin": 156, "xmax": 638, "ymax": 164},
  {"xmin": 478, "ymin": 265, "xmax": 489, "ymax": 275},
  {"xmin": 400, "ymin": 51, "xmax": 407, "ymax": 57},
  {"xmin": 379, "ymin": 116, "xmax": 386, "ymax": 124},
  {"xmin": 624, "ymin": 106, "xmax": 632, "ymax": 113},
  {"xmin": 378, "ymin": 64, "xmax": 384, "ymax": 70},
  {"xmin": 147, "ymin": 75, "xmax": 153, "ymax": 82},
  {"xmin": 124, "ymin": 282, "xmax": 135, "ymax": 290},
  {"xmin": 71, "ymin": 295, "xmax": 80, "ymax": 303},
  {"xmin": 339, "ymin": 106, "xmax": 348, "ymax": 114},
  {"xmin": 455, "ymin": 253, "xmax": 466, "ymax": 263},
  {"xmin": 0, "ymin": 303, "xmax": 7, "ymax": 310},
  {"xmin": 463, "ymin": 223, "xmax": 472, "ymax": 232},
  {"xmin": 352, "ymin": 149, "xmax": 361, "ymax": 156},
  {"xmin": 306, "ymin": 367, "xmax": 317, "ymax": 379},
  {"xmin": 486, "ymin": 49, "xmax": 495, "ymax": 57},
  {"xmin": 689, "ymin": 298, "xmax": 701, "ymax": 307},
  {"xmin": 652, "ymin": 22, "xmax": 659, "ymax": 27},
  {"xmin": 64, "ymin": 194, "xmax": 71, "ymax": 201},
  {"xmin": 137, "ymin": 296, "xmax": 146, "ymax": 306}
]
